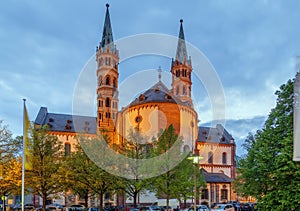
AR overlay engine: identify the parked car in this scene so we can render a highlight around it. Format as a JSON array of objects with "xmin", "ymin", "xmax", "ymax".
[
  {"xmin": 228, "ymin": 203, "xmax": 241, "ymax": 211},
  {"xmin": 24, "ymin": 204, "xmax": 35, "ymax": 211},
  {"xmin": 47, "ymin": 204, "xmax": 64, "ymax": 211},
  {"xmin": 149, "ymin": 206, "xmax": 162, "ymax": 211},
  {"xmin": 211, "ymin": 204, "xmax": 234, "ymax": 211},
  {"xmin": 187, "ymin": 205, "xmax": 209, "ymax": 211},
  {"xmin": 159, "ymin": 206, "xmax": 172, "ymax": 211},
  {"xmin": 67, "ymin": 205, "xmax": 85, "ymax": 211},
  {"xmin": 87, "ymin": 208, "xmax": 100, "ymax": 211},
  {"xmin": 129, "ymin": 208, "xmax": 139, "ymax": 211},
  {"xmin": 139, "ymin": 207, "xmax": 151, "ymax": 211},
  {"xmin": 239, "ymin": 203, "xmax": 251, "ymax": 211},
  {"xmin": 35, "ymin": 206, "xmax": 51, "ymax": 211}
]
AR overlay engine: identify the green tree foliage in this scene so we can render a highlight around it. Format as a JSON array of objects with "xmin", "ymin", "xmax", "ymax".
[
  {"xmin": 26, "ymin": 126, "xmax": 64, "ymax": 211},
  {"xmin": 65, "ymin": 139, "xmax": 116, "ymax": 210},
  {"xmin": 150, "ymin": 125, "xmax": 205, "ymax": 209},
  {"xmin": 235, "ymin": 79, "xmax": 300, "ymax": 210},
  {"xmin": 118, "ymin": 128, "xmax": 151, "ymax": 209},
  {"xmin": 171, "ymin": 157, "xmax": 205, "ymax": 208}
]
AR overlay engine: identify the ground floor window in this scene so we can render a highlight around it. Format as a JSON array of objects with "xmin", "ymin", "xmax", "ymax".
[
  {"xmin": 201, "ymin": 189, "xmax": 209, "ymax": 200},
  {"xmin": 221, "ymin": 189, "xmax": 228, "ymax": 200}
]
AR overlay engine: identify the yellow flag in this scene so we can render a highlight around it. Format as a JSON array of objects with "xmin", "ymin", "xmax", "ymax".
[{"xmin": 24, "ymin": 101, "xmax": 33, "ymax": 170}]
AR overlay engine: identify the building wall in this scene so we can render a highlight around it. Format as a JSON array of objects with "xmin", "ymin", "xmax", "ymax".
[
  {"xmin": 119, "ymin": 103, "xmax": 197, "ymax": 151},
  {"xmin": 197, "ymin": 143, "xmax": 234, "ymax": 178}
]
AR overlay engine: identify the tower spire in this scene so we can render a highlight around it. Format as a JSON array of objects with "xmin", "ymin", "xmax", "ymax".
[
  {"xmin": 100, "ymin": 3, "xmax": 114, "ymax": 50},
  {"xmin": 96, "ymin": 4, "xmax": 119, "ymax": 143},
  {"xmin": 170, "ymin": 19, "xmax": 193, "ymax": 107},
  {"xmin": 176, "ymin": 19, "xmax": 188, "ymax": 64}
]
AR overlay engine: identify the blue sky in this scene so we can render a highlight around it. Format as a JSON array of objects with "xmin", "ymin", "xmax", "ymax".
[{"xmin": 0, "ymin": 0, "xmax": 299, "ymax": 155}]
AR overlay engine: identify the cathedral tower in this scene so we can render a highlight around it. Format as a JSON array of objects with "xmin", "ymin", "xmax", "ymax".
[
  {"xmin": 96, "ymin": 4, "xmax": 119, "ymax": 142},
  {"xmin": 171, "ymin": 19, "xmax": 193, "ymax": 107}
]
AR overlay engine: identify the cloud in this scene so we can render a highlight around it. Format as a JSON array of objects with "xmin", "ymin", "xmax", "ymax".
[
  {"xmin": 0, "ymin": 0, "xmax": 299, "ymax": 139},
  {"xmin": 202, "ymin": 116, "xmax": 267, "ymax": 156}
]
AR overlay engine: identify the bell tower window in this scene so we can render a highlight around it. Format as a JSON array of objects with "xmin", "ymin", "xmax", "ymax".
[
  {"xmin": 99, "ymin": 58, "xmax": 103, "ymax": 66},
  {"xmin": 98, "ymin": 76, "xmax": 103, "ymax": 86},
  {"xmin": 183, "ymin": 86, "xmax": 186, "ymax": 95},
  {"xmin": 105, "ymin": 76, "xmax": 110, "ymax": 85},
  {"xmin": 113, "ymin": 78, "xmax": 117, "ymax": 88},
  {"xmin": 105, "ymin": 97, "xmax": 111, "ymax": 107}
]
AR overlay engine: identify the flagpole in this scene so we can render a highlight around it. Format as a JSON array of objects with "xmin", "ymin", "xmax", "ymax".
[{"xmin": 21, "ymin": 99, "xmax": 26, "ymax": 211}]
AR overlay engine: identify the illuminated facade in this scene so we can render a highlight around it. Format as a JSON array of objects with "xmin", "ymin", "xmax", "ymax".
[{"xmin": 34, "ymin": 4, "xmax": 236, "ymax": 207}]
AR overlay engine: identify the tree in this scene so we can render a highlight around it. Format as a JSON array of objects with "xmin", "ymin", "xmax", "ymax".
[
  {"xmin": 235, "ymin": 78, "xmax": 300, "ymax": 210},
  {"xmin": 0, "ymin": 121, "xmax": 22, "ymax": 200},
  {"xmin": 118, "ymin": 128, "xmax": 151, "ymax": 209},
  {"xmin": 150, "ymin": 125, "xmax": 196, "ymax": 209},
  {"xmin": 65, "ymin": 139, "xmax": 116, "ymax": 210},
  {"xmin": 26, "ymin": 126, "xmax": 64, "ymax": 211},
  {"xmin": 171, "ymin": 157, "xmax": 204, "ymax": 208}
]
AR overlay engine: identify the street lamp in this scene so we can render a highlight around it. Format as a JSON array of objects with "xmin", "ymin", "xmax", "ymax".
[{"xmin": 188, "ymin": 154, "xmax": 203, "ymax": 211}]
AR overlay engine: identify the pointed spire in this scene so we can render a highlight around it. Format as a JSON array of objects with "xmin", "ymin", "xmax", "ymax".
[
  {"xmin": 176, "ymin": 19, "xmax": 188, "ymax": 64},
  {"xmin": 100, "ymin": 4, "xmax": 114, "ymax": 50},
  {"xmin": 158, "ymin": 66, "xmax": 162, "ymax": 81}
]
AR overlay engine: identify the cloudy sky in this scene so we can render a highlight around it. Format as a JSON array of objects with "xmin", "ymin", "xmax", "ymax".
[{"xmin": 0, "ymin": 0, "xmax": 299, "ymax": 155}]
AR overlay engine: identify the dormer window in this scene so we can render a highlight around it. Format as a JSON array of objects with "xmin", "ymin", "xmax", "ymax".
[
  {"xmin": 165, "ymin": 94, "xmax": 172, "ymax": 100},
  {"xmin": 139, "ymin": 94, "xmax": 146, "ymax": 102}
]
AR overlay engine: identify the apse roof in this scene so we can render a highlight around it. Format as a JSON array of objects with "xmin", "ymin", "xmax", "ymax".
[{"xmin": 128, "ymin": 81, "xmax": 187, "ymax": 107}]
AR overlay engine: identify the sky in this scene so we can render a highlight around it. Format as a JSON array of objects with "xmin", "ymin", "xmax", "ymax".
[{"xmin": 0, "ymin": 0, "xmax": 299, "ymax": 155}]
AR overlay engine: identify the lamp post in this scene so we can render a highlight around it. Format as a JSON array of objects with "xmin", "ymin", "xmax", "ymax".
[{"xmin": 188, "ymin": 154, "xmax": 203, "ymax": 211}]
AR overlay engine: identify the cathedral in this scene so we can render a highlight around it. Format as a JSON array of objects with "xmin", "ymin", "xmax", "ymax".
[{"xmin": 34, "ymin": 4, "xmax": 236, "ymax": 207}]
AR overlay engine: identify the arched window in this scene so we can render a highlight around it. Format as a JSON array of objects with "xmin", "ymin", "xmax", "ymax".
[
  {"xmin": 222, "ymin": 152, "xmax": 227, "ymax": 164},
  {"xmin": 221, "ymin": 188, "xmax": 228, "ymax": 200},
  {"xmin": 208, "ymin": 151, "xmax": 213, "ymax": 164},
  {"xmin": 98, "ymin": 76, "xmax": 102, "ymax": 86},
  {"xmin": 105, "ymin": 97, "xmax": 110, "ymax": 107},
  {"xmin": 176, "ymin": 70, "xmax": 180, "ymax": 77},
  {"xmin": 65, "ymin": 142, "xmax": 71, "ymax": 157},
  {"xmin": 99, "ymin": 58, "xmax": 103, "ymax": 66},
  {"xmin": 176, "ymin": 86, "xmax": 179, "ymax": 95},
  {"xmin": 183, "ymin": 86, "xmax": 186, "ymax": 95},
  {"xmin": 105, "ymin": 76, "xmax": 110, "ymax": 85},
  {"xmin": 113, "ymin": 78, "xmax": 117, "ymax": 88}
]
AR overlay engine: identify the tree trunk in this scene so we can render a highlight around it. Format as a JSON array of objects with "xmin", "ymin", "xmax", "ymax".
[
  {"xmin": 99, "ymin": 192, "xmax": 104, "ymax": 211},
  {"xmin": 42, "ymin": 194, "xmax": 47, "ymax": 211},
  {"xmin": 84, "ymin": 192, "xmax": 89, "ymax": 208},
  {"xmin": 133, "ymin": 192, "xmax": 137, "ymax": 209},
  {"xmin": 166, "ymin": 178, "xmax": 169, "ymax": 211}
]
